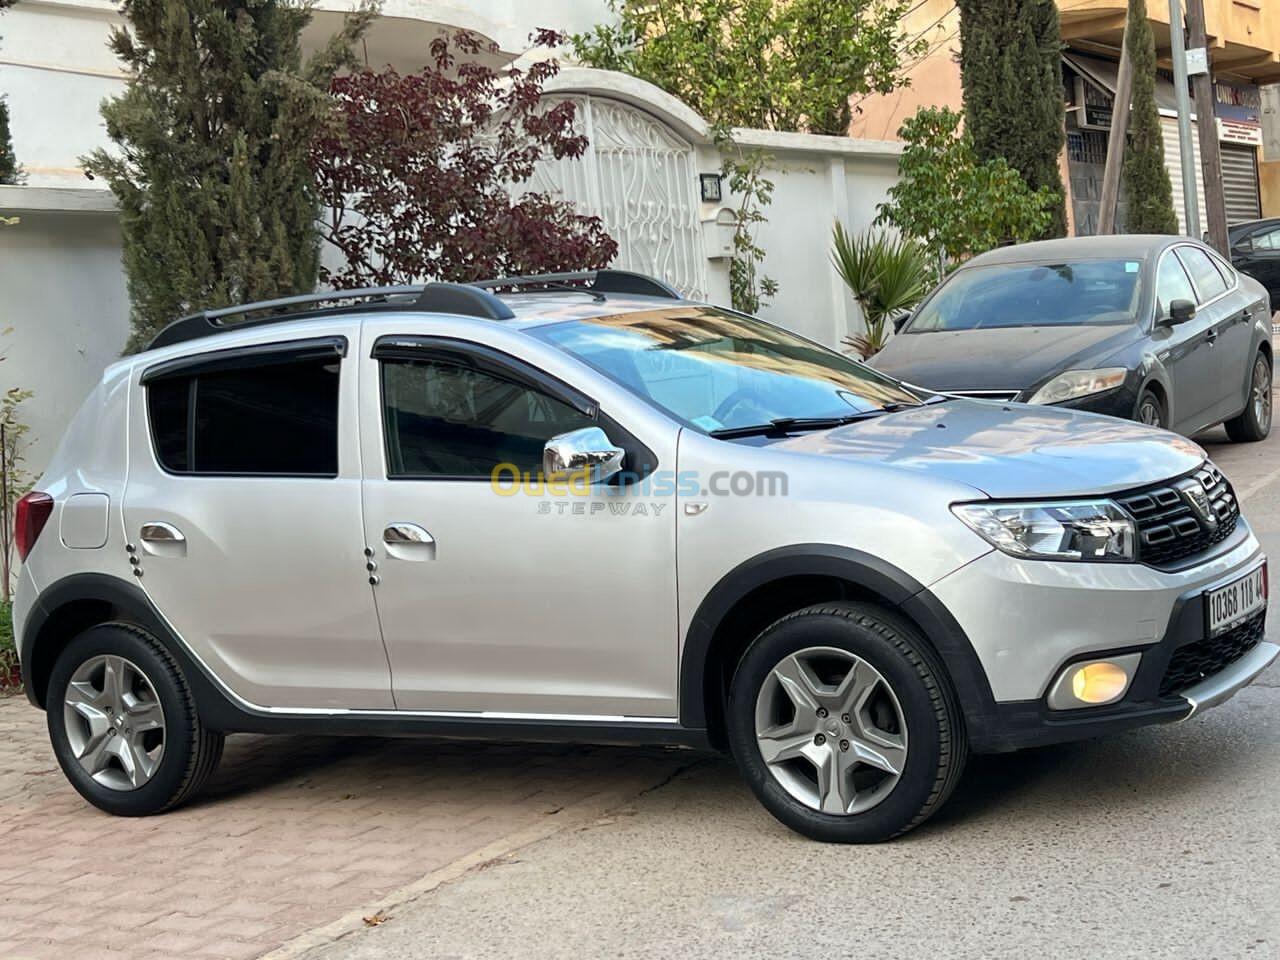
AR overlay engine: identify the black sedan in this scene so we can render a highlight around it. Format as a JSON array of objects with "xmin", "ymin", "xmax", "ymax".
[
  {"xmin": 870, "ymin": 236, "xmax": 1273, "ymax": 442},
  {"xmin": 1227, "ymin": 218, "xmax": 1280, "ymax": 312}
]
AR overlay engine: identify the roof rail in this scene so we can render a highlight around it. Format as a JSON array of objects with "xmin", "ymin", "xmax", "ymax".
[
  {"xmin": 145, "ymin": 269, "xmax": 678, "ymax": 351},
  {"xmin": 147, "ymin": 282, "xmax": 515, "ymax": 350},
  {"xmin": 469, "ymin": 269, "xmax": 683, "ymax": 300}
]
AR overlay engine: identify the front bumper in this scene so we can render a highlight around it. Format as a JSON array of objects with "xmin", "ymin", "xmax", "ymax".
[{"xmin": 931, "ymin": 520, "xmax": 1273, "ymax": 752}]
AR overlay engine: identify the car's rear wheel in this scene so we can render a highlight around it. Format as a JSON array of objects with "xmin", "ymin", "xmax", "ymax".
[
  {"xmin": 1136, "ymin": 388, "xmax": 1166, "ymax": 428},
  {"xmin": 1225, "ymin": 351, "xmax": 1272, "ymax": 442},
  {"xmin": 726, "ymin": 602, "xmax": 967, "ymax": 843},
  {"xmin": 46, "ymin": 623, "xmax": 223, "ymax": 816}
]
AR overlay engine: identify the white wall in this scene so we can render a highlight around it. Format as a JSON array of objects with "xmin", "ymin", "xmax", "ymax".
[
  {"xmin": 731, "ymin": 132, "xmax": 901, "ymax": 344},
  {"xmin": 0, "ymin": 208, "xmax": 129, "ymax": 477}
]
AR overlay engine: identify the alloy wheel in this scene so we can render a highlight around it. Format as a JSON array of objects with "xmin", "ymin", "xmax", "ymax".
[
  {"xmin": 1252, "ymin": 356, "xmax": 1272, "ymax": 434},
  {"xmin": 1138, "ymin": 397, "xmax": 1162, "ymax": 427},
  {"xmin": 753, "ymin": 646, "xmax": 907, "ymax": 816},
  {"xmin": 62, "ymin": 655, "xmax": 166, "ymax": 791}
]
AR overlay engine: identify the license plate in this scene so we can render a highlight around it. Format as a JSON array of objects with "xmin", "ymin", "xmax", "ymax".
[{"xmin": 1206, "ymin": 564, "xmax": 1268, "ymax": 637}]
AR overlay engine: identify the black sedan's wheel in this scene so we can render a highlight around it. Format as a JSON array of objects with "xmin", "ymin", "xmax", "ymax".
[
  {"xmin": 1135, "ymin": 388, "xmax": 1166, "ymax": 428},
  {"xmin": 1225, "ymin": 352, "xmax": 1273, "ymax": 443},
  {"xmin": 726, "ymin": 603, "xmax": 967, "ymax": 843}
]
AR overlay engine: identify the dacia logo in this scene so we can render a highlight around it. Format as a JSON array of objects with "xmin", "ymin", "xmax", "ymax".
[{"xmin": 1175, "ymin": 478, "xmax": 1219, "ymax": 530}]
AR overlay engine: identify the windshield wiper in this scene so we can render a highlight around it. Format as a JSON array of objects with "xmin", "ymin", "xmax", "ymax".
[{"xmin": 710, "ymin": 412, "xmax": 889, "ymax": 440}]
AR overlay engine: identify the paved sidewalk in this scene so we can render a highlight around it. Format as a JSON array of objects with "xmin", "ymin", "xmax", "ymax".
[{"xmin": 0, "ymin": 698, "xmax": 683, "ymax": 960}]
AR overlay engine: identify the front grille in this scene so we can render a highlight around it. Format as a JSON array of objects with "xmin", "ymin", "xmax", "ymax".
[
  {"xmin": 1159, "ymin": 610, "xmax": 1266, "ymax": 697},
  {"xmin": 1115, "ymin": 462, "xmax": 1240, "ymax": 566}
]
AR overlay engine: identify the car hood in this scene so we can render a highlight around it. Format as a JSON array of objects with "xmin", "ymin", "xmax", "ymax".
[
  {"xmin": 869, "ymin": 324, "xmax": 1139, "ymax": 394},
  {"xmin": 771, "ymin": 399, "xmax": 1204, "ymax": 499}
]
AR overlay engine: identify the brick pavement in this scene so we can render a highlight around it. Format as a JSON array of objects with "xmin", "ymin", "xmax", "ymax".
[{"xmin": 0, "ymin": 696, "xmax": 682, "ymax": 960}]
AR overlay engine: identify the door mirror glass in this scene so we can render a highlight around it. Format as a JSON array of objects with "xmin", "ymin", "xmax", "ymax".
[
  {"xmin": 543, "ymin": 427, "xmax": 625, "ymax": 484},
  {"xmin": 1164, "ymin": 299, "xmax": 1197, "ymax": 326}
]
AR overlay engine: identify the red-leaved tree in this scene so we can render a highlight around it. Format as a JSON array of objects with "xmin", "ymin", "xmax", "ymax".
[{"xmin": 313, "ymin": 29, "xmax": 617, "ymax": 287}]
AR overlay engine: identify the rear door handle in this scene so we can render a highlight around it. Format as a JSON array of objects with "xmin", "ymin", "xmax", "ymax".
[
  {"xmin": 140, "ymin": 522, "xmax": 185, "ymax": 543},
  {"xmin": 1206, "ymin": 327, "xmax": 1219, "ymax": 343},
  {"xmin": 139, "ymin": 521, "xmax": 186, "ymax": 557},
  {"xmin": 383, "ymin": 523, "xmax": 436, "ymax": 561}
]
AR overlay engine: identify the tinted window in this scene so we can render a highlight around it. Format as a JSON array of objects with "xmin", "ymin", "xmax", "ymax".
[
  {"xmin": 532, "ymin": 306, "xmax": 923, "ymax": 433},
  {"xmin": 147, "ymin": 357, "xmax": 340, "ymax": 475},
  {"xmin": 1176, "ymin": 247, "xmax": 1229, "ymax": 302},
  {"xmin": 1155, "ymin": 254, "xmax": 1197, "ymax": 318},
  {"xmin": 1251, "ymin": 228, "xmax": 1280, "ymax": 251},
  {"xmin": 1208, "ymin": 249, "xmax": 1237, "ymax": 283},
  {"xmin": 382, "ymin": 358, "xmax": 594, "ymax": 478},
  {"xmin": 908, "ymin": 260, "xmax": 1145, "ymax": 332}
]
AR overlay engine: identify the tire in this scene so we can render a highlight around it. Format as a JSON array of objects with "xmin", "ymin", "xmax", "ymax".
[
  {"xmin": 1225, "ymin": 351, "xmax": 1272, "ymax": 443},
  {"xmin": 726, "ymin": 602, "xmax": 967, "ymax": 843},
  {"xmin": 46, "ymin": 622, "xmax": 224, "ymax": 816},
  {"xmin": 1135, "ymin": 387, "xmax": 1167, "ymax": 429}
]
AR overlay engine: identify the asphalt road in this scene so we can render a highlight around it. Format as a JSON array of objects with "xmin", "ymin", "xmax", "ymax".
[{"xmin": 301, "ymin": 424, "xmax": 1280, "ymax": 960}]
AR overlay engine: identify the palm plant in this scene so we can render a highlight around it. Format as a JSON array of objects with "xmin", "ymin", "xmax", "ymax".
[{"xmin": 831, "ymin": 223, "xmax": 932, "ymax": 359}]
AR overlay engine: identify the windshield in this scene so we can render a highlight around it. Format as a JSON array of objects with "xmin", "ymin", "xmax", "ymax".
[
  {"xmin": 908, "ymin": 259, "xmax": 1146, "ymax": 332},
  {"xmin": 531, "ymin": 306, "xmax": 925, "ymax": 433}
]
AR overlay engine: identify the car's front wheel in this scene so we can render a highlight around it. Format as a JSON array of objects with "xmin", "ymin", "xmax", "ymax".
[
  {"xmin": 1225, "ymin": 351, "xmax": 1272, "ymax": 443},
  {"xmin": 46, "ymin": 623, "xmax": 224, "ymax": 816},
  {"xmin": 726, "ymin": 603, "xmax": 967, "ymax": 843},
  {"xmin": 1136, "ymin": 387, "xmax": 1167, "ymax": 429}
]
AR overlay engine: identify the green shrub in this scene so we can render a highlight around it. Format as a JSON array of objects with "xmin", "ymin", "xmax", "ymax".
[
  {"xmin": 0, "ymin": 599, "xmax": 17, "ymax": 691},
  {"xmin": 831, "ymin": 225, "xmax": 931, "ymax": 358}
]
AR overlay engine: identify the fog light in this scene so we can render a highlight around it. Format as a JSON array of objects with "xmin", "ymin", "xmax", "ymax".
[
  {"xmin": 1046, "ymin": 653, "xmax": 1142, "ymax": 710},
  {"xmin": 1072, "ymin": 663, "xmax": 1128, "ymax": 703}
]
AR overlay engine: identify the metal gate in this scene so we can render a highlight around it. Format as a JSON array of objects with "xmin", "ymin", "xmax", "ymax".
[
  {"xmin": 525, "ymin": 95, "xmax": 709, "ymax": 301},
  {"xmin": 1221, "ymin": 144, "xmax": 1262, "ymax": 225}
]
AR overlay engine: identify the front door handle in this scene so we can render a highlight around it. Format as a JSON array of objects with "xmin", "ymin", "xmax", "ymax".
[
  {"xmin": 1206, "ymin": 326, "xmax": 1219, "ymax": 344},
  {"xmin": 383, "ymin": 523, "xmax": 436, "ymax": 561}
]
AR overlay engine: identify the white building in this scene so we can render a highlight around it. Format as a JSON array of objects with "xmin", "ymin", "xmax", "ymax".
[{"xmin": 0, "ymin": 0, "xmax": 902, "ymax": 475}]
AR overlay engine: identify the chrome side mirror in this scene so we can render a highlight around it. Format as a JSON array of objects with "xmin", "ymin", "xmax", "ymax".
[{"xmin": 543, "ymin": 427, "xmax": 625, "ymax": 484}]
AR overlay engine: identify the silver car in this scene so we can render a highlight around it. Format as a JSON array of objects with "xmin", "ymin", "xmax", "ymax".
[{"xmin": 12, "ymin": 270, "xmax": 1276, "ymax": 842}]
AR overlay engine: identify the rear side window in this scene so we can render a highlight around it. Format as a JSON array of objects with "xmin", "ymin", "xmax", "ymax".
[
  {"xmin": 146, "ymin": 355, "xmax": 341, "ymax": 476},
  {"xmin": 381, "ymin": 357, "xmax": 594, "ymax": 478},
  {"xmin": 1176, "ymin": 247, "xmax": 1229, "ymax": 303}
]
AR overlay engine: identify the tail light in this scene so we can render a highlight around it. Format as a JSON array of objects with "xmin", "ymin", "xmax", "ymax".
[{"xmin": 15, "ymin": 491, "xmax": 54, "ymax": 562}]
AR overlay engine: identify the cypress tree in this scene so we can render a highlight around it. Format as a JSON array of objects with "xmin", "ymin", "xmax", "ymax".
[
  {"xmin": 84, "ymin": 0, "xmax": 374, "ymax": 351},
  {"xmin": 957, "ymin": 0, "xmax": 1067, "ymax": 238},
  {"xmin": 0, "ymin": 0, "xmax": 19, "ymax": 185},
  {"xmin": 1122, "ymin": 0, "xmax": 1178, "ymax": 234},
  {"xmin": 0, "ymin": 98, "xmax": 18, "ymax": 186}
]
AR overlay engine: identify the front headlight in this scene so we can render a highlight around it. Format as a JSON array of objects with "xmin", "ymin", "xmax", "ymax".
[
  {"xmin": 952, "ymin": 500, "xmax": 1136, "ymax": 562},
  {"xmin": 1027, "ymin": 368, "xmax": 1127, "ymax": 405}
]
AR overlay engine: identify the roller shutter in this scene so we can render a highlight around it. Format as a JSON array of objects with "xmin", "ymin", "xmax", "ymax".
[
  {"xmin": 1161, "ymin": 116, "xmax": 1207, "ymax": 236},
  {"xmin": 1221, "ymin": 143, "xmax": 1262, "ymax": 225}
]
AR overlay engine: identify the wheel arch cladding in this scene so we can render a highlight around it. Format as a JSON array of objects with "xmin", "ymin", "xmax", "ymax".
[
  {"xmin": 679, "ymin": 544, "xmax": 997, "ymax": 746},
  {"xmin": 21, "ymin": 573, "xmax": 176, "ymax": 709}
]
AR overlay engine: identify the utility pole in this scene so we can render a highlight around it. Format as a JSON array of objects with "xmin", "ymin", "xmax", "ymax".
[
  {"xmin": 1169, "ymin": 0, "xmax": 1200, "ymax": 239},
  {"xmin": 1098, "ymin": 24, "xmax": 1133, "ymax": 235},
  {"xmin": 1186, "ymin": 0, "xmax": 1229, "ymax": 252}
]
